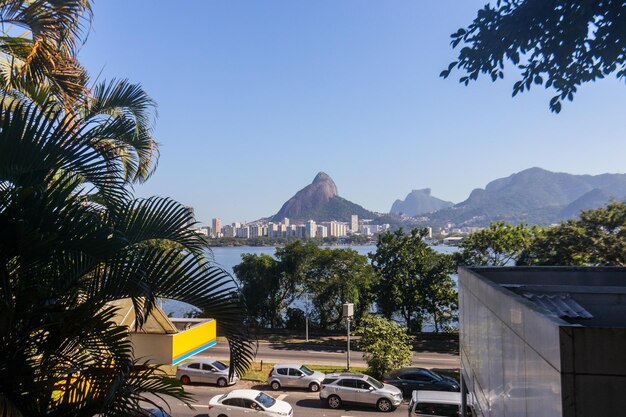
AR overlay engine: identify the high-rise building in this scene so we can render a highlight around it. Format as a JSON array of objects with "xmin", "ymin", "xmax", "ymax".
[
  {"xmin": 222, "ymin": 224, "xmax": 235, "ymax": 237},
  {"xmin": 351, "ymin": 215, "xmax": 358, "ymax": 232},
  {"xmin": 283, "ymin": 218, "xmax": 290, "ymax": 226},
  {"xmin": 211, "ymin": 218, "xmax": 222, "ymax": 238},
  {"xmin": 328, "ymin": 221, "xmax": 348, "ymax": 237},
  {"xmin": 306, "ymin": 220, "xmax": 317, "ymax": 238},
  {"xmin": 317, "ymin": 225, "xmax": 328, "ymax": 238}
]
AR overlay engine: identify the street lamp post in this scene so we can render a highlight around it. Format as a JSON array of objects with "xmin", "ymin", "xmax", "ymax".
[{"xmin": 343, "ymin": 303, "xmax": 354, "ymax": 371}]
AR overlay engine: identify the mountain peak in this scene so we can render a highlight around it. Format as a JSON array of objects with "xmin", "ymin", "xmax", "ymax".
[
  {"xmin": 313, "ymin": 171, "xmax": 333, "ymax": 184},
  {"xmin": 272, "ymin": 172, "xmax": 373, "ymax": 222},
  {"xmin": 390, "ymin": 188, "xmax": 453, "ymax": 216}
]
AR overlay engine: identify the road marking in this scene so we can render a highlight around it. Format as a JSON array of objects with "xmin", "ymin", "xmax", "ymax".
[
  {"xmin": 276, "ymin": 394, "xmax": 287, "ymax": 401},
  {"xmin": 415, "ymin": 357, "xmax": 460, "ymax": 362}
]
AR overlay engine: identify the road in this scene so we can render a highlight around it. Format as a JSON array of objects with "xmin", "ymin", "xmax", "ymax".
[
  {"xmin": 149, "ymin": 382, "xmax": 410, "ymax": 417},
  {"xmin": 200, "ymin": 341, "xmax": 460, "ymax": 370}
]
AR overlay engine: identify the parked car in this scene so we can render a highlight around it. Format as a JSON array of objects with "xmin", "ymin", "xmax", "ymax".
[
  {"xmin": 267, "ymin": 364, "xmax": 325, "ymax": 392},
  {"xmin": 408, "ymin": 390, "xmax": 474, "ymax": 417},
  {"xmin": 141, "ymin": 408, "xmax": 171, "ymax": 417},
  {"xmin": 382, "ymin": 367, "xmax": 459, "ymax": 397},
  {"xmin": 176, "ymin": 357, "xmax": 239, "ymax": 387},
  {"xmin": 319, "ymin": 372, "xmax": 403, "ymax": 412},
  {"xmin": 208, "ymin": 389, "xmax": 293, "ymax": 417}
]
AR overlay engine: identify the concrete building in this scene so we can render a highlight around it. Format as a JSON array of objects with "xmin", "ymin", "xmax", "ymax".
[
  {"xmin": 306, "ymin": 220, "xmax": 317, "ymax": 238},
  {"xmin": 458, "ymin": 267, "xmax": 626, "ymax": 417},
  {"xmin": 211, "ymin": 218, "xmax": 222, "ymax": 238},
  {"xmin": 317, "ymin": 225, "xmax": 328, "ymax": 238},
  {"xmin": 110, "ymin": 299, "xmax": 216, "ymax": 365},
  {"xmin": 222, "ymin": 224, "xmax": 235, "ymax": 238},
  {"xmin": 351, "ymin": 215, "xmax": 358, "ymax": 233},
  {"xmin": 236, "ymin": 225, "xmax": 249, "ymax": 238},
  {"xmin": 249, "ymin": 224, "xmax": 266, "ymax": 238},
  {"xmin": 328, "ymin": 221, "xmax": 348, "ymax": 237}
]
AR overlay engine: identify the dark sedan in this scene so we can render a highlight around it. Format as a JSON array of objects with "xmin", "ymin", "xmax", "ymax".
[{"xmin": 382, "ymin": 368, "xmax": 460, "ymax": 397}]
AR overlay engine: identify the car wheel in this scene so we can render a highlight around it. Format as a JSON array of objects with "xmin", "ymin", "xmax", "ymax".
[
  {"xmin": 309, "ymin": 382, "xmax": 320, "ymax": 392},
  {"xmin": 179, "ymin": 375, "xmax": 191, "ymax": 385},
  {"xmin": 377, "ymin": 398, "xmax": 393, "ymax": 412},
  {"xmin": 271, "ymin": 381, "xmax": 281, "ymax": 391},
  {"xmin": 217, "ymin": 378, "xmax": 227, "ymax": 387},
  {"xmin": 327, "ymin": 395, "xmax": 341, "ymax": 409}
]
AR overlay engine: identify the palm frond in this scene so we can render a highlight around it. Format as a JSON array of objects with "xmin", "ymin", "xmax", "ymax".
[{"xmin": 83, "ymin": 79, "xmax": 158, "ymax": 182}]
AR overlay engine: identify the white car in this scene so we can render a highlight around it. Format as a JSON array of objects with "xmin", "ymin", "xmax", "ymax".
[
  {"xmin": 208, "ymin": 389, "xmax": 293, "ymax": 417},
  {"xmin": 176, "ymin": 357, "xmax": 239, "ymax": 387}
]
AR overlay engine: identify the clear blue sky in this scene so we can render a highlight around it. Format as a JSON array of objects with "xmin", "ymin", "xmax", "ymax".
[{"xmin": 79, "ymin": 1, "xmax": 626, "ymax": 225}]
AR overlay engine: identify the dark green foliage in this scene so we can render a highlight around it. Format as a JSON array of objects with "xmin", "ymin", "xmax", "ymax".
[
  {"xmin": 355, "ymin": 315, "xmax": 413, "ymax": 378},
  {"xmin": 304, "ymin": 248, "xmax": 377, "ymax": 330},
  {"xmin": 369, "ymin": 229, "xmax": 457, "ymax": 333},
  {"xmin": 443, "ymin": 0, "xmax": 626, "ymax": 113},
  {"xmin": 234, "ymin": 253, "xmax": 285, "ymax": 328},
  {"xmin": 0, "ymin": 103, "xmax": 253, "ymax": 417},
  {"xmin": 519, "ymin": 201, "xmax": 626, "ymax": 266},
  {"xmin": 455, "ymin": 222, "xmax": 538, "ymax": 266},
  {"xmin": 234, "ymin": 241, "xmax": 378, "ymax": 330},
  {"xmin": 285, "ymin": 308, "xmax": 306, "ymax": 330}
]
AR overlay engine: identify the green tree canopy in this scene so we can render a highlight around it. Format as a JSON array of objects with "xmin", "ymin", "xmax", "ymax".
[
  {"xmin": 369, "ymin": 228, "xmax": 457, "ymax": 333},
  {"xmin": 355, "ymin": 315, "xmax": 413, "ymax": 378},
  {"xmin": 304, "ymin": 248, "xmax": 377, "ymax": 329},
  {"xmin": 519, "ymin": 201, "xmax": 626, "ymax": 265},
  {"xmin": 233, "ymin": 253, "xmax": 284, "ymax": 328},
  {"xmin": 455, "ymin": 222, "xmax": 537, "ymax": 266},
  {"xmin": 442, "ymin": 0, "xmax": 626, "ymax": 112}
]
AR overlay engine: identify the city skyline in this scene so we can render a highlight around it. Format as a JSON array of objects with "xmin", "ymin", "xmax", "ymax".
[{"xmin": 79, "ymin": 1, "xmax": 626, "ymax": 224}]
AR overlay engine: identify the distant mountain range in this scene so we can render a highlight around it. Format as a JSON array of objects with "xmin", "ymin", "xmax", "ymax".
[
  {"xmin": 417, "ymin": 167, "xmax": 626, "ymax": 227},
  {"xmin": 267, "ymin": 168, "xmax": 626, "ymax": 227},
  {"xmin": 271, "ymin": 172, "xmax": 377, "ymax": 222},
  {"xmin": 390, "ymin": 189, "xmax": 454, "ymax": 216}
]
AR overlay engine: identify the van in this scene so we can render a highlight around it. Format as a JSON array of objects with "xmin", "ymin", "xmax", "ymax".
[{"xmin": 408, "ymin": 390, "xmax": 475, "ymax": 417}]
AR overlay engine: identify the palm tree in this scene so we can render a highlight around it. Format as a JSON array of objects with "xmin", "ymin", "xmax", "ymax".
[
  {"xmin": 0, "ymin": 2, "xmax": 255, "ymax": 416},
  {"xmin": 1, "ymin": 1, "xmax": 159, "ymax": 184},
  {"xmin": 0, "ymin": 101, "xmax": 255, "ymax": 417}
]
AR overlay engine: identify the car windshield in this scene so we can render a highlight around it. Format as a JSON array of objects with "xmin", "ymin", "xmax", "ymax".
[
  {"xmin": 255, "ymin": 392, "xmax": 276, "ymax": 408},
  {"xmin": 367, "ymin": 376, "xmax": 384, "ymax": 389},
  {"xmin": 299, "ymin": 365, "xmax": 314, "ymax": 376},
  {"xmin": 424, "ymin": 370, "xmax": 443, "ymax": 381},
  {"xmin": 212, "ymin": 361, "xmax": 228, "ymax": 371}
]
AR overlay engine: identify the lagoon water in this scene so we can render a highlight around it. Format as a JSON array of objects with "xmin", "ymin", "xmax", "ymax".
[{"xmin": 161, "ymin": 244, "xmax": 457, "ymax": 317}]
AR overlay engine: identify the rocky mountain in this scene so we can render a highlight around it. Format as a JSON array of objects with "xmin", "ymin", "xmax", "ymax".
[
  {"xmin": 420, "ymin": 168, "xmax": 626, "ymax": 227},
  {"xmin": 272, "ymin": 172, "xmax": 377, "ymax": 222},
  {"xmin": 390, "ymin": 188, "xmax": 454, "ymax": 216}
]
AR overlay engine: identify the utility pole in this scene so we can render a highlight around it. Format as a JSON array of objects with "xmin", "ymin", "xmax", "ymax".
[
  {"xmin": 305, "ymin": 294, "xmax": 309, "ymax": 342},
  {"xmin": 343, "ymin": 303, "xmax": 354, "ymax": 371}
]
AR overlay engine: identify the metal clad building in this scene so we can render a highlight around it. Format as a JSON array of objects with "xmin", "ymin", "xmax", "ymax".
[{"xmin": 458, "ymin": 267, "xmax": 626, "ymax": 417}]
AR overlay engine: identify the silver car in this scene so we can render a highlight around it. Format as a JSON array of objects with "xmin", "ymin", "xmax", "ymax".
[
  {"xmin": 267, "ymin": 364, "xmax": 325, "ymax": 392},
  {"xmin": 319, "ymin": 372, "xmax": 403, "ymax": 412},
  {"xmin": 176, "ymin": 357, "xmax": 238, "ymax": 387}
]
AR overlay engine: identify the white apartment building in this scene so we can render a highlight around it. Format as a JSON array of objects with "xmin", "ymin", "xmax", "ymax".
[
  {"xmin": 327, "ymin": 221, "xmax": 348, "ymax": 237},
  {"xmin": 317, "ymin": 225, "xmax": 328, "ymax": 238},
  {"xmin": 249, "ymin": 224, "xmax": 266, "ymax": 238},
  {"xmin": 351, "ymin": 215, "xmax": 358, "ymax": 232},
  {"xmin": 236, "ymin": 225, "xmax": 249, "ymax": 238},
  {"xmin": 306, "ymin": 220, "xmax": 316, "ymax": 238}
]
